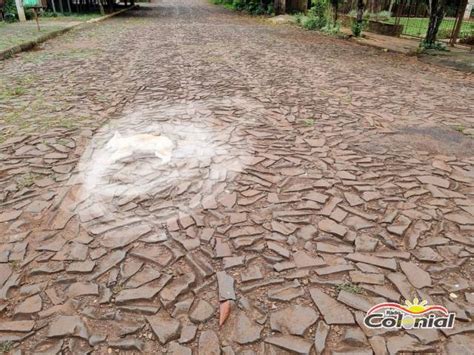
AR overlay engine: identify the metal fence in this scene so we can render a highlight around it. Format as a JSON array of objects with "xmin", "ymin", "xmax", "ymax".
[{"xmin": 338, "ymin": 0, "xmax": 474, "ymax": 43}]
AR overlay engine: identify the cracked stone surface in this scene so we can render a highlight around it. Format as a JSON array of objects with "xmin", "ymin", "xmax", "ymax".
[{"xmin": 0, "ymin": 0, "xmax": 473, "ymax": 353}]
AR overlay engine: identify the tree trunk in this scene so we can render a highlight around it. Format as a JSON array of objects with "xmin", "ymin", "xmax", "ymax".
[
  {"xmin": 425, "ymin": 0, "xmax": 445, "ymax": 44},
  {"xmin": 331, "ymin": 0, "xmax": 338, "ymax": 22},
  {"xmin": 356, "ymin": 0, "xmax": 364, "ymax": 23},
  {"xmin": 388, "ymin": 0, "xmax": 395, "ymax": 15},
  {"xmin": 449, "ymin": 0, "xmax": 468, "ymax": 45}
]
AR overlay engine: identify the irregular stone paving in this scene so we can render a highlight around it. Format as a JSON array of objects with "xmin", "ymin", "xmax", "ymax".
[{"xmin": 0, "ymin": 0, "xmax": 473, "ymax": 353}]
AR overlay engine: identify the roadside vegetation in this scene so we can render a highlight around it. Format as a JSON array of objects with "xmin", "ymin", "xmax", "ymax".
[
  {"xmin": 209, "ymin": 0, "xmax": 472, "ymax": 50},
  {"xmin": 2, "ymin": 0, "xmax": 102, "ymax": 23},
  {"xmin": 294, "ymin": 0, "xmax": 341, "ymax": 35},
  {"xmin": 210, "ymin": 0, "xmax": 274, "ymax": 15}
]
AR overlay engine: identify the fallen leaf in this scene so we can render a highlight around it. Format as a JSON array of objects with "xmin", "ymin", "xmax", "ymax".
[{"xmin": 219, "ymin": 300, "xmax": 231, "ymax": 326}]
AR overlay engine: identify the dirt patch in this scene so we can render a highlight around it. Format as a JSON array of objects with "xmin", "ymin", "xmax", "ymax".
[
  {"xmin": 420, "ymin": 50, "xmax": 474, "ymax": 74},
  {"xmin": 386, "ymin": 125, "xmax": 474, "ymax": 157}
]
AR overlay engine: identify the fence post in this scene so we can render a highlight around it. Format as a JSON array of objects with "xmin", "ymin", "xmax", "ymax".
[
  {"xmin": 14, "ymin": 0, "xmax": 26, "ymax": 21},
  {"xmin": 450, "ymin": 0, "xmax": 468, "ymax": 45}
]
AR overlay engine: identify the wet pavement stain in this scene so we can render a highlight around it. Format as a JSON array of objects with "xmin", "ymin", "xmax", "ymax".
[{"xmin": 0, "ymin": 0, "xmax": 473, "ymax": 353}]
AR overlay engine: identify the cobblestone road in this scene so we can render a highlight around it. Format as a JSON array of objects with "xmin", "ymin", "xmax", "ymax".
[{"xmin": 0, "ymin": 0, "xmax": 473, "ymax": 353}]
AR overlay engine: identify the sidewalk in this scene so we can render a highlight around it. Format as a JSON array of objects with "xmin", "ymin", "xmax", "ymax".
[
  {"xmin": 341, "ymin": 27, "xmax": 474, "ymax": 72},
  {"xmin": 0, "ymin": 8, "xmax": 134, "ymax": 60},
  {"xmin": 0, "ymin": 16, "xmax": 92, "ymax": 54}
]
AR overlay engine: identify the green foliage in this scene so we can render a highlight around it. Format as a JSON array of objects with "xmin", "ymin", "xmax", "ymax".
[
  {"xmin": 351, "ymin": 20, "xmax": 364, "ymax": 37},
  {"xmin": 294, "ymin": 12, "xmax": 305, "ymax": 24},
  {"xmin": 0, "ymin": 341, "xmax": 13, "ymax": 353},
  {"xmin": 375, "ymin": 10, "xmax": 392, "ymax": 20},
  {"xmin": 16, "ymin": 172, "xmax": 39, "ymax": 189},
  {"xmin": 309, "ymin": 0, "xmax": 329, "ymax": 20},
  {"xmin": 294, "ymin": 0, "xmax": 339, "ymax": 34},
  {"xmin": 419, "ymin": 40, "xmax": 448, "ymax": 51},
  {"xmin": 4, "ymin": 0, "xmax": 18, "ymax": 22},
  {"xmin": 322, "ymin": 21, "xmax": 340, "ymax": 34},
  {"xmin": 41, "ymin": 10, "xmax": 60, "ymax": 17},
  {"xmin": 336, "ymin": 282, "xmax": 363, "ymax": 294},
  {"xmin": 211, "ymin": 0, "xmax": 274, "ymax": 15},
  {"xmin": 302, "ymin": 15, "xmax": 324, "ymax": 30},
  {"xmin": 348, "ymin": 10, "xmax": 392, "ymax": 21},
  {"xmin": 25, "ymin": 9, "xmax": 36, "ymax": 20},
  {"xmin": 383, "ymin": 17, "xmax": 472, "ymax": 39},
  {"xmin": 303, "ymin": 118, "xmax": 317, "ymax": 126},
  {"xmin": 453, "ymin": 125, "xmax": 465, "ymax": 133}
]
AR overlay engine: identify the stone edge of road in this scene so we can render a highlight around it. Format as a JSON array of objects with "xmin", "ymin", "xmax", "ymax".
[{"xmin": 0, "ymin": 5, "xmax": 138, "ymax": 61}]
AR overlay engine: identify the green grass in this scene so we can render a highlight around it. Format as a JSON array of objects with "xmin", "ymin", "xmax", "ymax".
[
  {"xmin": 16, "ymin": 173, "xmax": 39, "ymax": 189},
  {"xmin": 0, "ymin": 341, "xmax": 13, "ymax": 353},
  {"xmin": 0, "ymin": 86, "xmax": 26, "ymax": 99},
  {"xmin": 385, "ymin": 17, "xmax": 474, "ymax": 39},
  {"xmin": 0, "ymin": 13, "xmax": 102, "ymax": 52},
  {"xmin": 41, "ymin": 13, "xmax": 102, "ymax": 21},
  {"xmin": 336, "ymin": 282, "xmax": 363, "ymax": 294},
  {"xmin": 303, "ymin": 118, "xmax": 316, "ymax": 126},
  {"xmin": 454, "ymin": 125, "xmax": 465, "ymax": 133}
]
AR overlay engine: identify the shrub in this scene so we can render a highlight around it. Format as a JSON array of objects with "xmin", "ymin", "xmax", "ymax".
[
  {"xmin": 294, "ymin": 0, "xmax": 340, "ymax": 34},
  {"xmin": 4, "ymin": 0, "xmax": 18, "ymax": 22},
  {"xmin": 322, "ymin": 20, "xmax": 340, "ymax": 34},
  {"xmin": 309, "ymin": 0, "xmax": 329, "ymax": 21},
  {"xmin": 294, "ymin": 12, "xmax": 305, "ymax": 24},
  {"xmin": 302, "ymin": 15, "xmax": 320, "ymax": 29},
  {"xmin": 211, "ymin": 0, "xmax": 273, "ymax": 15},
  {"xmin": 41, "ymin": 10, "xmax": 59, "ymax": 17},
  {"xmin": 419, "ymin": 40, "xmax": 448, "ymax": 51},
  {"xmin": 351, "ymin": 20, "xmax": 363, "ymax": 37}
]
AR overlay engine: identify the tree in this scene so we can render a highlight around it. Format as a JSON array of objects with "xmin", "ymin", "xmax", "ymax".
[
  {"xmin": 425, "ymin": 0, "xmax": 446, "ymax": 45},
  {"xmin": 388, "ymin": 0, "xmax": 396, "ymax": 15},
  {"xmin": 330, "ymin": 0, "xmax": 339, "ymax": 21},
  {"xmin": 352, "ymin": 0, "xmax": 364, "ymax": 36}
]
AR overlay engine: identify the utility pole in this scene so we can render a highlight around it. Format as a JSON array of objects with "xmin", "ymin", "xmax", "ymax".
[{"xmin": 15, "ymin": 0, "xmax": 26, "ymax": 21}]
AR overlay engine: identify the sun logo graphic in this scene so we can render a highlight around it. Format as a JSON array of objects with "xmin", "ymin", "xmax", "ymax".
[{"xmin": 364, "ymin": 298, "xmax": 456, "ymax": 330}]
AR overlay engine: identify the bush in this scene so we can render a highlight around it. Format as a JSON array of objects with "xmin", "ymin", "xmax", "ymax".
[
  {"xmin": 302, "ymin": 15, "xmax": 320, "ymax": 29},
  {"xmin": 294, "ymin": 12, "xmax": 304, "ymax": 24},
  {"xmin": 322, "ymin": 21, "xmax": 340, "ymax": 34},
  {"xmin": 351, "ymin": 20, "xmax": 363, "ymax": 37},
  {"xmin": 4, "ymin": 0, "xmax": 18, "ymax": 22},
  {"xmin": 211, "ymin": 0, "xmax": 273, "ymax": 15},
  {"xmin": 294, "ymin": 0, "xmax": 340, "ymax": 34},
  {"xmin": 309, "ymin": 0, "xmax": 329, "ymax": 21},
  {"xmin": 41, "ymin": 10, "xmax": 59, "ymax": 17},
  {"xmin": 419, "ymin": 40, "xmax": 448, "ymax": 51}
]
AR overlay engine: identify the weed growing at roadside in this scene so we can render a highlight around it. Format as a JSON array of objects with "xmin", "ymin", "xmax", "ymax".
[
  {"xmin": 351, "ymin": 20, "xmax": 365, "ymax": 37},
  {"xmin": 419, "ymin": 40, "xmax": 448, "ymax": 52},
  {"xmin": 336, "ymin": 282, "xmax": 363, "ymax": 294},
  {"xmin": 211, "ymin": 0, "xmax": 274, "ymax": 15},
  {"xmin": 304, "ymin": 118, "xmax": 315, "ymax": 126},
  {"xmin": 9, "ymin": 260, "xmax": 21, "ymax": 271},
  {"xmin": 0, "ymin": 86, "xmax": 26, "ymax": 100},
  {"xmin": 0, "ymin": 341, "xmax": 14, "ymax": 353},
  {"xmin": 294, "ymin": 0, "xmax": 340, "ymax": 35},
  {"xmin": 16, "ymin": 173, "xmax": 40, "ymax": 189},
  {"xmin": 454, "ymin": 125, "xmax": 465, "ymax": 133}
]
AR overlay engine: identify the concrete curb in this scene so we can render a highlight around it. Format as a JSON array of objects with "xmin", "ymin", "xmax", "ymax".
[{"xmin": 0, "ymin": 5, "xmax": 137, "ymax": 61}]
